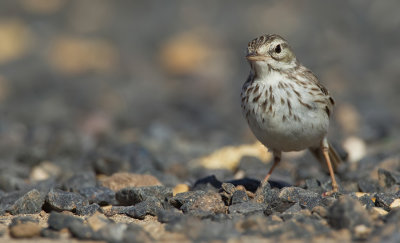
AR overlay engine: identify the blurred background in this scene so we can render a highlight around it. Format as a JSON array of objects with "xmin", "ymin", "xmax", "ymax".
[{"xmin": 0, "ymin": 0, "xmax": 399, "ymax": 187}]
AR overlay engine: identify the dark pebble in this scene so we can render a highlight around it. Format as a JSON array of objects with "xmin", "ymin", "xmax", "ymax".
[
  {"xmin": 68, "ymin": 220, "xmax": 94, "ymax": 240},
  {"xmin": 228, "ymin": 201, "xmax": 267, "ymax": 216},
  {"xmin": 378, "ymin": 168, "xmax": 400, "ymax": 189},
  {"xmin": 305, "ymin": 178, "xmax": 324, "ymax": 194},
  {"xmin": 78, "ymin": 186, "xmax": 116, "ymax": 205},
  {"xmin": 116, "ymin": 186, "xmax": 172, "ymax": 206},
  {"xmin": 358, "ymin": 178, "xmax": 381, "ymax": 193},
  {"xmin": 126, "ymin": 197, "xmax": 163, "ymax": 219},
  {"xmin": 7, "ymin": 189, "xmax": 45, "ymax": 215},
  {"xmin": 157, "ymin": 209, "xmax": 183, "ymax": 223},
  {"xmin": 47, "ymin": 211, "xmax": 84, "ymax": 231},
  {"xmin": 231, "ymin": 190, "xmax": 249, "ymax": 205},
  {"xmin": 357, "ymin": 195, "xmax": 375, "ymax": 209},
  {"xmin": 93, "ymin": 223, "xmax": 128, "ymax": 242},
  {"xmin": 46, "ymin": 189, "xmax": 89, "ymax": 212},
  {"xmin": 102, "ymin": 206, "xmax": 133, "ymax": 216},
  {"xmin": 169, "ymin": 190, "xmax": 206, "ymax": 209},
  {"xmin": 122, "ymin": 224, "xmax": 153, "ymax": 243},
  {"xmin": 40, "ymin": 228, "xmax": 60, "ymax": 239},
  {"xmin": 9, "ymin": 216, "xmax": 41, "ymax": 238},
  {"xmin": 279, "ymin": 187, "xmax": 322, "ymax": 210},
  {"xmin": 327, "ymin": 196, "xmax": 372, "ymax": 230},
  {"xmin": 76, "ymin": 203, "xmax": 100, "ymax": 216},
  {"xmin": 62, "ymin": 171, "xmax": 96, "ymax": 192},
  {"xmin": 375, "ymin": 193, "xmax": 397, "ymax": 211}
]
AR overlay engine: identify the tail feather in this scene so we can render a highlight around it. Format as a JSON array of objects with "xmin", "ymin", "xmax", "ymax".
[{"xmin": 309, "ymin": 142, "xmax": 344, "ymax": 172}]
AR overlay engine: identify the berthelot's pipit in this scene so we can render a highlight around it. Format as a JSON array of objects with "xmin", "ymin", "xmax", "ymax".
[{"xmin": 241, "ymin": 34, "xmax": 342, "ymax": 195}]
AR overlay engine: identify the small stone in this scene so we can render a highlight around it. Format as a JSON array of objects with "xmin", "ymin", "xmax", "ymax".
[
  {"xmin": 378, "ymin": 168, "xmax": 400, "ymax": 189},
  {"xmin": 47, "ymin": 212, "xmax": 83, "ymax": 231},
  {"xmin": 279, "ymin": 187, "xmax": 322, "ymax": 210},
  {"xmin": 375, "ymin": 193, "xmax": 397, "ymax": 211},
  {"xmin": 30, "ymin": 161, "xmax": 61, "ymax": 181},
  {"xmin": 221, "ymin": 183, "xmax": 237, "ymax": 195},
  {"xmin": 116, "ymin": 186, "xmax": 172, "ymax": 206},
  {"xmin": 353, "ymin": 224, "xmax": 372, "ymax": 240},
  {"xmin": 231, "ymin": 190, "xmax": 249, "ymax": 205},
  {"xmin": 229, "ymin": 201, "xmax": 267, "ymax": 215},
  {"xmin": 357, "ymin": 195, "xmax": 375, "ymax": 209},
  {"xmin": 358, "ymin": 178, "xmax": 381, "ymax": 193},
  {"xmin": 94, "ymin": 223, "xmax": 127, "ymax": 242},
  {"xmin": 8, "ymin": 189, "xmax": 45, "ymax": 215},
  {"xmin": 40, "ymin": 228, "xmax": 60, "ymax": 239},
  {"xmin": 68, "ymin": 221, "xmax": 94, "ymax": 240},
  {"xmin": 390, "ymin": 198, "xmax": 400, "ymax": 209},
  {"xmin": 122, "ymin": 224, "xmax": 153, "ymax": 242},
  {"xmin": 372, "ymin": 207, "xmax": 388, "ymax": 216},
  {"xmin": 62, "ymin": 171, "xmax": 96, "ymax": 192},
  {"xmin": 180, "ymin": 191, "xmax": 226, "ymax": 214},
  {"xmin": 173, "ymin": 184, "xmax": 189, "ymax": 196},
  {"xmin": 87, "ymin": 212, "xmax": 111, "ymax": 232},
  {"xmin": 100, "ymin": 172, "xmax": 162, "ymax": 191},
  {"xmin": 46, "ymin": 189, "xmax": 88, "ymax": 211},
  {"xmin": 76, "ymin": 203, "xmax": 100, "ymax": 216},
  {"xmin": 126, "ymin": 197, "xmax": 163, "ymax": 219},
  {"xmin": 157, "ymin": 209, "xmax": 184, "ymax": 223},
  {"xmin": 327, "ymin": 196, "xmax": 372, "ymax": 230},
  {"xmin": 101, "ymin": 206, "xmax": 132, "ymax": 216},
  {"xmin": 312, "ymin": 206, "xmax": 328, "ymax": 218},
  {"xmin": 305, "ymin": 178, "xmax": 323, "ymax": 193},
  {"xmin": 9, "ymin": 216, "xmax": 41, "ymax": 238},
  {"xmin": 78, "ymin": 186, "xmax": 116, "ymax": 205}
]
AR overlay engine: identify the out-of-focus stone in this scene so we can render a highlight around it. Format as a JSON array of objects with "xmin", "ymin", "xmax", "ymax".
[
  {"xmin": 19, "ymin": 0, "xmax": 65, "ymax": 14},
  {"xmin": 126, "ymin": 197, "xmax": 163, "ymax": 219},
  {"xmin": 196, "ymin": 142, "xmax": 271, "ymax": 170},
  {"xmin": 100, "ymin": 172, "xmax": 162, "ymax": 191},
  {"xmin": 342, "ymin": 136, "xmax": 366, "ymax": 162},
  {"xmin": 328, "ymin": 196, "xmax": 372, "ymax": 230},
  {"xmin": 62, "ymin": 171, "xmax": 96, "ymax": 192},
  {"xmin": 47, "ymin": 212, "xmax": 83, "ymax": 231},
  {"xmin": 30, "ymin": 161, "xmax": 61, "ymax": 181},
  {"xmin": 9, "ymin": 216, "xmax": 41, "ymax": 238},
  {"xmin": 87, "ymin": 212, "xmax": 111, "ymax": 232},
  {"xmin": 378, "ymin": 168, "xmax": 400, "ymax": 189},
  {"xmin": 48, "ymin": 37, "xmax": 118, "ymax": 74},
  {"xmin": 173, "ymin": 184, "xmax": 189, "ymax": 196},
  {"xmin": 0, "ymin": 18, "xmax": 32, "ymax": 64},
  {"xmin": 336, "ymin": 104, "xmax": 360, "ymax": 134}
]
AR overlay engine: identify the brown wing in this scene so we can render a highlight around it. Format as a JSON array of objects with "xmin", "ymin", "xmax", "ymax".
[{"xmin": 298, "ymin": 67, "xmax": 335, "ymax": 117}]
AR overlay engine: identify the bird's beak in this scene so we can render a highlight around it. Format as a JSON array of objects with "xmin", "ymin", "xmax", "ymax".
[{"xmin": 246, "ymin": 53, "xmax": 268, "ymax": 61}]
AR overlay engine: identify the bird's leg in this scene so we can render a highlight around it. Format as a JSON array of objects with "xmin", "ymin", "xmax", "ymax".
[
  {"xmin": 261, "ymin": 151, "xmax": 281, "ymax": 186},
  {"xmin": 321, "ymin": 138, "xmax": 338, "ymax": 195}
]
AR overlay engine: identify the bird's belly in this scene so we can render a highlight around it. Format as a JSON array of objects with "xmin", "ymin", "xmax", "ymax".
[{"xmin": 246, "ymin": 104, "xmax": 329, "ymax": 151}]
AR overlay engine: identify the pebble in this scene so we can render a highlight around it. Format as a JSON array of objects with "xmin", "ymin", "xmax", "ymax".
[
  {"xmin": 100, "ymin": 172, "xmax": 162, "ymax": 191},
  {"xmin": 7, "ymin": 189, "xmax": 45, "ymax": 215},
  {"xmin": 327, "ymin": 196, "xmax": 372, "ymax": 230},
  {"xmin": 78, "ymin": 186, "xmax": 116, "ymax": 205},
  {"xmin": 47, "ymin": 212, "xmax": 83, "ymax": 231},
  {"xmin": 231, "ymin": 190, "xmax": 249, "ymax": 205},
  {"xmin": 173, "ymin": 183, "xmax": 189, "ymax": 196},
  {"xmin": 378, "ymin": 168, "xmax": 400, "ymax": 189},
  {"xmin": 76, "ymin": 203, "xmax": 100, "ymax": 216},
  {"xmin": 116, "ymin": 186, "xmax": 172, "ymax": 206},
  {"xmin": 375, "ymin": 193, "xmax": 397, "ymax": 211},
  {"xmin": 228, "ymin": 201, "xmax": 267, "ymax": 216},
  {"xmin": 62, "ymin": 171, "xmax": 96, "ymax": 192},
  {"xmin": 279, "ymin": 187, "xmax": 322, "ymax": 210},
  {"xmin": 125, "ymin": 197, "xmax": 163, "ymax": 219},
  {"xmin": 9, "ymin": 216, "xmax": 41, "ymax": 238},
  {"xmin": 46, "ymin": 189, "xmax": 88, "ymax": 211}
]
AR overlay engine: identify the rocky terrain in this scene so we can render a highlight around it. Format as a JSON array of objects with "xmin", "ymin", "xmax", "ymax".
[{"xmin": 0, "ymin": 1, "xmax": 399, "ymax": 242}]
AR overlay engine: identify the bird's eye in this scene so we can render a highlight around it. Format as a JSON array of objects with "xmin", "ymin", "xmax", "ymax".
[{"xmin": 275, "ymin": 44, "xmax": 281, "ymax": 53}]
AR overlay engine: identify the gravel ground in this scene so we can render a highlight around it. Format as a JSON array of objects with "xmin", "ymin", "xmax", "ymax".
[{"xmin": 0, "ymin": 1, "xmax": 399, "ymax": 242}]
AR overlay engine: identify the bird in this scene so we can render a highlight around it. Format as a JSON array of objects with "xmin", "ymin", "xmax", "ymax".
[{"xmin": 240, "ymin": 34, "xmax": 342, "ymax": 195}]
